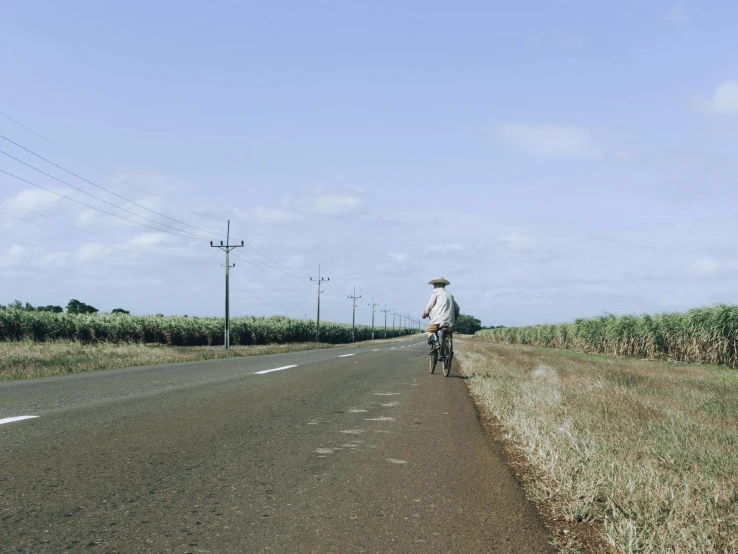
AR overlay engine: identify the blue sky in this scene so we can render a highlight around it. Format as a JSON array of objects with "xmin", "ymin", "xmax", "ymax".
[{"xmin": 1, "ymin": 1, "xmax": 737, "ymax": 327}]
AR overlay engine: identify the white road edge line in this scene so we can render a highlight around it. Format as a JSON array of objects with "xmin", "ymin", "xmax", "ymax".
[
  {"xmin": 255, "ymin": 365, "xmax": 298, "ymax": 375},
  {"xmin": 0, "ymin": 416, "xmax": 39, "ymax": 425},
  {"xmin": 338, "ymin": 354, "xmax": 356, "ymax": 358}
]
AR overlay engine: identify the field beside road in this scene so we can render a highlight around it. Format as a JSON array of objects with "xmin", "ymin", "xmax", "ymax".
[
  {"xmin": 479, "ymin": 305, "xmax": 738, "ymax": 368},
  {"xmin": 0, "ymin": 335, "xmax": 418, "ymax": 381},
  {"xmin": 456, "ymin": 339, "xmax": 738, "ymax": 553},
  {"xmin": 0, "ymin": 309, "xmax": 414, "ymax": 345}
]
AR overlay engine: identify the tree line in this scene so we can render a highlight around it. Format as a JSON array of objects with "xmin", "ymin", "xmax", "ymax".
[
  {"xmin": 0, "ymin": 299, "xmax": 129, "ymax": 315},
  {"xmin": 454, "ymin": 314, "xmax": 504, "ymax": 334},
  {"xmin": 2, "ymin": 301, "xmax": 501, "ymax": 332}
]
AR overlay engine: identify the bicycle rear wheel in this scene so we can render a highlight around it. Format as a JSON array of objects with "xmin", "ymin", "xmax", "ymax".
[
  {"xmin": 442, "ymin": 338, "xmax": 452, "ymax": 377},
  {"xmin": 429, "ymin": 350, "xmax": 438, "ymax": 373}
]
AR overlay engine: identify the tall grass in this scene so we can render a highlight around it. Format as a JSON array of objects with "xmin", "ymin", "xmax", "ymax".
[
  {"xmin": 457, "ymin": 340, "xmax": 738, "ymax": 553},
  {"xmin": 0, "ymin": 309, "xmax": 414, "ymax": 345},
  {"xmin": 478, "ymin": 305, "xmax": 738, "ymax": 367}
]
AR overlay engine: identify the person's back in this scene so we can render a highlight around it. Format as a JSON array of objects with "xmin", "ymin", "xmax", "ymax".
[
  {"xmin": 422, "ymin": 277, "xmax": 460, "ymax": 345},
  {"xmin": 427, "ymin": 287, "xmax": 457, "ymax": 326}
]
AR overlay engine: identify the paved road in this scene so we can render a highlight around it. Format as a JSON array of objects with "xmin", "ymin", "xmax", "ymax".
[{"xmin": 1, "ymin": 339, "xmax": 553, "ymax": 553}]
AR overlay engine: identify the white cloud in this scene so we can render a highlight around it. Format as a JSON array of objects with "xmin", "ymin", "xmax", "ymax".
[
  {"xmin": 127, "ymin": 233, "xmax": 171, "ymax": 246},
  {"xmin": 31, "ymin": 251, "xmax": 70, "ymax": 268},
  {"xmin": 706, "ymin": 80, "xmax": 738, "ymax": 115},
  {"xmin": 240, "ymin": 206, "xmax": 299, "ymax": 223},
  {"xmin": 493, "ymin": 123, "xmax": 588, "ymax": 157},
  {"xmin": 75, "ymin": 243, "xmax": 113, "ymax": 262},
  {"xmin": 496, "ymin": 233, "xmax": 535, "ymax": 251},
  {"xmin": 665, "ymin": 5, "xmax": 689, "ymax": 23},
  {"xmin": 6, "ymin": 188, "xmax": 63, "ymax": 213},
  {"xmin": 688, "ymin": 258, "xmax": 720, "ymax": 276},
  {"xmin": 388, "ymin": 252, "xmax": 407, "ymax": 262},
  {"xmin": 0, "ymin": 245, "xmax": 30, "ymax": 268},
  {"xmin": 277, "ymin": 188, "xmax": 365, "ymax": 218},
  {"xmin": 425, "ymin": 244, "xmax": 462, "ymax": 255},
  {"xmin": 308, "ymin": 193, "xmax": 363, "ymax": 216}
]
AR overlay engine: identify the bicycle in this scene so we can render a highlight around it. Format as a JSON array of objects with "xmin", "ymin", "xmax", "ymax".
[{"xmin": 428, "ymin": 326, "xmax": 453, "ymax": 377}]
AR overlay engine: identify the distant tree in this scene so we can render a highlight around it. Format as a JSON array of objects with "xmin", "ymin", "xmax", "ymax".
[
  {"xmin": 455, "ymin": 314, "xmax": 483, "ymax": 334},
  {"xmin": 2, "ymin": 301, "xmax": 61, "ymax": 313},
  {"xmin": 156, "ymin": 313, "xmax": 164, "ymax": 317},
  {"xmin": 66, "ymin": 299, "xmax": 99, "ymax": 315},
  {"xmin": 111, "ymin": 308, "xmax": 130, "ymax": 315},
  {"xmin": 38, "ymin": 305, "xmax": 63, "ymax": 313}
]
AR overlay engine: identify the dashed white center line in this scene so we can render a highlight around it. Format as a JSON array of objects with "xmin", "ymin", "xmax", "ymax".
[
  {"xmin": 338, "ymin": 354, "xmax": 356, "ymax": 358},
  {"xmin": 371, "ymin": 349, "xmax": 381, "ymax": 351},
  {"xmin": 255, "ymin": 365, "xmax": 298, "ymax": 375},
  {"xmin": 0, "ymin": 416, "xmax": 39, "ymax": 425}
]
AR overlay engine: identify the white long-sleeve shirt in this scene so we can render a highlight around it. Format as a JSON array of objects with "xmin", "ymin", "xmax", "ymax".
[{"xmin": 425, "ymin": 288, "xmax": 460, "ymax": 326}]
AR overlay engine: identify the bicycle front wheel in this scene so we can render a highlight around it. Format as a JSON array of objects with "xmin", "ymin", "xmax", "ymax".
[{"xmin": 429, "ymin": 350, "xmax": 438, "ymax": 374}]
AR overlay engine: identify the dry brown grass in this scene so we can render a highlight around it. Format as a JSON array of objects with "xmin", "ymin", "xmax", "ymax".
[
  {"xmin": 456, "ymin": 340, "xmax": 738, "ymax": 553},
  {"xmin": 0, "ymin": 335, "xmax": 419, "ymax": 381}
]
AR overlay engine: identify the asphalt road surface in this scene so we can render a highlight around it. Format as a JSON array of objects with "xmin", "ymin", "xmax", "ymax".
[{"xmin": 1, "ymin": 339, "xmax": 553, "ymax": 553}]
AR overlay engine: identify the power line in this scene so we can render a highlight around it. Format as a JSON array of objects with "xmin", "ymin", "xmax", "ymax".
[
  {"xmin": 0, "ymin": 132, "xmax": 226, "ymax": 240},
  {"xmin": 230, "ymin": 250, "xmax": 305, "ymax": 278},
  {"xmin": 227, "ymin": 222, "xmax": 308, "ymax": 277},
  {"xmin": 0, "ymin": 149, "xmax": 214, "ymax": 241},
  {"xmin": 1, "ymin": 154, "xmax": 313, "ymax": 278},
  {"xmin": 347, "ymin": 286, "xmax": 362, "ymax": 342},
  {"xmin": 0, "ymin": 113, "xmax": 311, "ymax": 277},
  {"xmin": 209, "ymin": 221, "xmax": 244, "ymax": 350},
  {"xmin": 381, "ymin": 306, "xmax": 391, "ymax": 339},
  {"xmin": 0, "ymin": 110, "xmax": 223, "ymax": 226},
  {"xmin": 368, "ymin": 298, "xmax": 380, "ymax": 340},
  {"xmin": 0, "ymin": 198, "xmax": 217, "ymax": 265},
  {"xmin": 0, "ymin": 209, "xmax": 214, "ymax": 266},
  {"xmin": 0, "ymin": 168, "xmax": 213, "ymax": 242},
  {"xmin": 309, "ymin": 265, "xmax": 329, "ymax": 342}
]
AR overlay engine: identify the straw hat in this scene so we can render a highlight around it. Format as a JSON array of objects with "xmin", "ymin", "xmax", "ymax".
[{"xmin": 428, "ymin": 277, "xmax": 451, "ymax": 286}]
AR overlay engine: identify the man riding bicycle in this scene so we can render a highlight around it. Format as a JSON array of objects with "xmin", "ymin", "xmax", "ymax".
[{"xmin": 422, "ymin": 277, "xmax": 460, "ymax": 350}]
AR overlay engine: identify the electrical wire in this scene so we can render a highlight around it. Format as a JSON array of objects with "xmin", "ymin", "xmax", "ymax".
[
  {"xmin": 229, "ymin": 251, "xmax": 306, "ymax": 278},
  {"xmin": 0, "ymin": 132, "xmax": 372, "ymax": 305},
  {"xmin": 0, "ymin": 198, "xmax": 217, "ymax": 265},
  {"xmin": 0, "ymin": 168, "xmax": 215, "ymax": 242},
  {"xmin": 0, "ymin": 132, "xmax": 226, "ymax": 240},
  {"xmin": 0, "ymin": 110, "xmax": 221, "ymax": 225},
  {"xmin": 0, "ymin": 150, "xmax": 214, "ymax": 241},
  {"xmin": 0, "ymin": 112, "xmax": 320, "ymax": 281},
  {"xmin": 0, "ymin": 209, "xmax": 214, "ymax": 266}
]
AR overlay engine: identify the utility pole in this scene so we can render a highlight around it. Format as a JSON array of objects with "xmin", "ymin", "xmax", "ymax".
[
  {"xmin": 310, "ymin": 265, "xmax": 329, "ymax": 342},
  {"xmin": 381, "ymin": 306, "xmax": 391, "ymax": 339},
  {"xmin": 367, "ymin": 297, "xmax": 380, "ymax": 340},
  {"xmin": 392, "ymin": 311, "xmax": 398, "ymax": 335},
  {"xmin": 210, "ymin": 220, "xmax": 243, "ymax": 350},
  {"xmin": 347, "ymin": 286, "xmax": 362, "ymax": 342}
]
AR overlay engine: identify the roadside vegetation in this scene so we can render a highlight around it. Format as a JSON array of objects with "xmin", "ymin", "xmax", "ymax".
[
  {"xmin": 457, "ymin": 340, "xmax": 738, "ymax": 553},
  {"xmin": 478, "ymin": 305, "xmax": 738, "ymax": 368},
  {"xmin": 0, "ymin": 307, "xmax": 414, "ymax": 345},
  {"xmin": 0, "ymin": 334, "xmax": 417, "ymax": 381}
]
